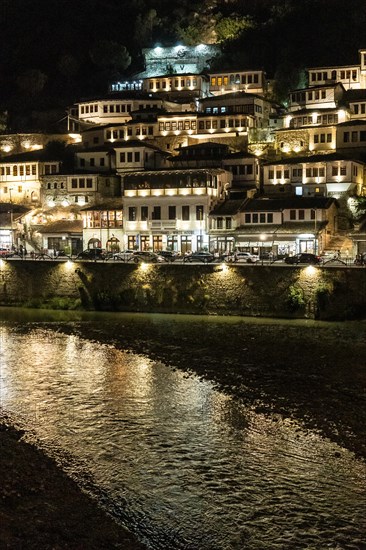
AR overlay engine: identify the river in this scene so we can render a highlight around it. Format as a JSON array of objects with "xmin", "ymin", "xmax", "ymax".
[{"xmin": 0, "ymin": 308, "xmax": 365, "ymax": 549}]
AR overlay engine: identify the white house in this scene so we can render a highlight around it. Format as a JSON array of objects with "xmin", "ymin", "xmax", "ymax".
[
  {"xmin": 262, "ymin": 154, "xmax": 365, "ymax": 199},
  {"xmin": 121, "ymin": 168, "xmax": 232, "ymax": 253},
  {"xmin": 306, "ymin": 49, "xmax": 366, "ymax": 90},
  {"xmin": 287, "ymin": 83, "xmax": 346, "ymax": 112},
  {"xmin": 0, "ymin": 150, "xmax": 62, "ymax": 205},
  {"xmin": 209, "ymin": 196, "xmax": 339, "ymax": 257},
  {"xmin": 208, "ymin": 69, "xmax": 267, "ymax": 96}
]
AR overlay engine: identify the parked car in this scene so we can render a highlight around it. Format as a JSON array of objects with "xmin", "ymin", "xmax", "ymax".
[
  {"xmin": 0, "ymin": 247, "xmax": 13, "ymax": 258},
  {"xmin": 285, "ymin": 253, "xmax": 322, "ymax": 265},
  {"xmin": 183, "ymin": 251, "xmax": 215, "ymax": 263},
  {"xmin": 76, "ymin": 248, "xmax": 107, "ymax": 261},
  {"xmin": 108, "ymin": 250, "xmax": 135, "ymax": 262},
  {"xmin": 132, "ymin": 251, "xmax": 165, "ymax": 263},
  {"xmin": 158, "ymin": 250, "xmax": 179, "ymax": 262},
  {"xmin": 228, "ymin": 252, "xmax": 259, "ymax": 263}
]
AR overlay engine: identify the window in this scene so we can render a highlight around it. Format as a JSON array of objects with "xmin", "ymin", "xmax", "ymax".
[
  {"xmin": 267, "ymin": 213, "xmax": 273, "ymax": 223},
  {"xmin": 252, "ymin": 213, "xmax": 258, "ymax": 223},
  {"xmin": 90, "ymin": 158, "xmax": 95, "ymax": 167},
  {"xmin": 196, "ymin": 205, "xmax": 204, "ymax": 221},
  {"xmin": 120, "ymin": 152, "xmax": 125, "ymax": 162},
  {"xmin": 340, "ymin": 166, "xmax": 347, "ymax": 176},
  {"xmin": 245, "ymin": 213, "xmax": 251, "ymax": 223},
  {"xmin": 141, "ymin": 206, "xmax": 148, "ymax": 221},
  {"xmin": 298, "ymin": 210, "xmax": 305, "ymax": 220},
  {"xmin": 100, "ymin": 158, "xmax": 105, "ymax": 167},
  {"xmin": 332, "ymin": 166, "xmax": 338, "ymax": 176},
  {"xmin": 217, "ymin": 217, "xmax": 223, "ymax": 229},
  {"xmin": 290, "ymin": 210, "xmax": 296, "ymax": 220},
  {"xmin": 127, "ymin": 152, "xmax": 133, "ymax": 162},
  {"xmin": 182, "ymin": 205, "xmax": 190, "ymax": 221},
  {"xmin": 86, "ymin": 179, "xmax": 93, "ymax": 188},
  {"xmin": 152, "ymin": 206, "xmax": 161, "ymax": 220},
  {"xmin": 168, "ymin": 205, "xmax": 176, "ymax": 220},
  {"xmin": 260, "ymin": 213, "xmax": 265, "ymax": 223},
  {"xmin": 134, "ymin": 152, "xmax": 140, "ymax": 162},
  {"xmin": 71, "ymin": 178, "xmax": 77, "ymax": 188},
  {"xmin": 129, "ymin": 207, "xmax": 137, "ymax": 221}
]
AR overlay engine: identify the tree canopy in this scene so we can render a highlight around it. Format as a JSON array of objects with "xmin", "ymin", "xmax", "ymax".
[{"xmin": 1, "ymin": 0, "xmax": 366, "ymax": 130}]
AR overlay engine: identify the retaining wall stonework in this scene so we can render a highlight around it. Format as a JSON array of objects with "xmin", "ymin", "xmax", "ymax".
[{"xmin": 1, "ymin": 260, "xmax": 366, "ymax": 320}]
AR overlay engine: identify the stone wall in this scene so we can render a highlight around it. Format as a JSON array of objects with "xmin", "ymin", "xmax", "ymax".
[{"xmin": 0, "ymin": 259, "xmax": 366, "ymax": 320}]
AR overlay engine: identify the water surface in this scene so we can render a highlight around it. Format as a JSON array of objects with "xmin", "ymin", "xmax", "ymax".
[{"xmin": 0, "ymin": 309, "xmax": 365, "ymax": 549}]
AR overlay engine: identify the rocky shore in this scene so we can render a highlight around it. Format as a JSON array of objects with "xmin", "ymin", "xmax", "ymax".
[{"xmin": 0, "ymin": 415, "xmax": 145, "ymax": 550}]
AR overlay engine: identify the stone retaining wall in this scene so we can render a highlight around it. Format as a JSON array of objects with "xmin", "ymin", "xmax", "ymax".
[{"xmin": 1, "ymin": 259, "xmax": 366, "ymax": 320}]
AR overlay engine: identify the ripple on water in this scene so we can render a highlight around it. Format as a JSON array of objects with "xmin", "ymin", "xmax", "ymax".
[{"xmin": 0, "ymin": 323, "xmax": 365, "ymax": 549}]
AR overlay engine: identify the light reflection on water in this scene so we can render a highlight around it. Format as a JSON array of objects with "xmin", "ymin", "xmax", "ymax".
[{"xmin": 0, "ymin": 322, "xmax": 366, "ymax": 549}]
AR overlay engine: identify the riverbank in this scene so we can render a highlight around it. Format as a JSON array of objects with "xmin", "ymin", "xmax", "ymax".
[{"xmin": 0, "ymin": 413, "xmax": 145, "ymax": 550}]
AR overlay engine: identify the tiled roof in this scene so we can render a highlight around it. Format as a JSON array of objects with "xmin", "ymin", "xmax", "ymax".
[
  {"xmin": 200, "ymin": 91, "xmax": 261, "ymax": 102},
  {"xmin": 37, "ymin": 220, "xmax": 83, "ymax": 234},
  {"xmin": 80, "ymin": 201, "xmax": 124, "ymax": 211},
  {"xmin": 235, "ymin": 221, "xmax": 327, "ymax": 234},
  {"xmin": 243, "ymin": 197, "xmax": 336, "ymax": 210},
  {"xmin": 262, "ymin": 153, "xmax": 359, "ymax": 165},
  {"xmin": 210, "ymin": 199, "xmax": 247, "ymax": 216},
  {"xmin": 0, "ymin": 150, "xmax": 62, "ymax": 163}
]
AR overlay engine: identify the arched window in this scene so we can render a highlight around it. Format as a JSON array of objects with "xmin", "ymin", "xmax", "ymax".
[
  {"xmin": 106, "ymin": 235, "xmax": 120, "ymax": 252},
  {"xmin": 88, "ymin": 237, "xmax": 101, "ymax": 249}
]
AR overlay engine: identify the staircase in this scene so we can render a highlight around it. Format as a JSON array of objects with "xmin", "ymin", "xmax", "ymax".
[{"xmin": 323, "ymin": 232, "xmax": 354, "ymax": 257}]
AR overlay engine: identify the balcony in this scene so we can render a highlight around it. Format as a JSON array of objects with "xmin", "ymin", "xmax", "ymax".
[{"xmin": 148, "ymin": 219, "xmax": 177, "ymax": 231}]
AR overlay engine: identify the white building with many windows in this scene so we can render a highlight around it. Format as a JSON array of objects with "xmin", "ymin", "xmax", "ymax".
[
  {"xmin": 121, "ymin": 168, "xmax": 232, "ymax": 253},
  {"xmin": 0, "ymin": 151, "xmax": 62, "ymax": 205}
]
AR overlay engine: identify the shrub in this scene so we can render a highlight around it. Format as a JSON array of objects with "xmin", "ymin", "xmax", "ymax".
[{"xmin": 286, "ymin": 285, "xmax": 305, "ymax": 311}]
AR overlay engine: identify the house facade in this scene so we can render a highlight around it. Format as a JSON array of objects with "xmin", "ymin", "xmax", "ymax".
[
  {"xmin": 121, "ymin": 168, "xmax": 231, "ymax": 253},
  {"xmin": 209, "ymin": 197, "xmax": 338, "ymax": 257}
]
